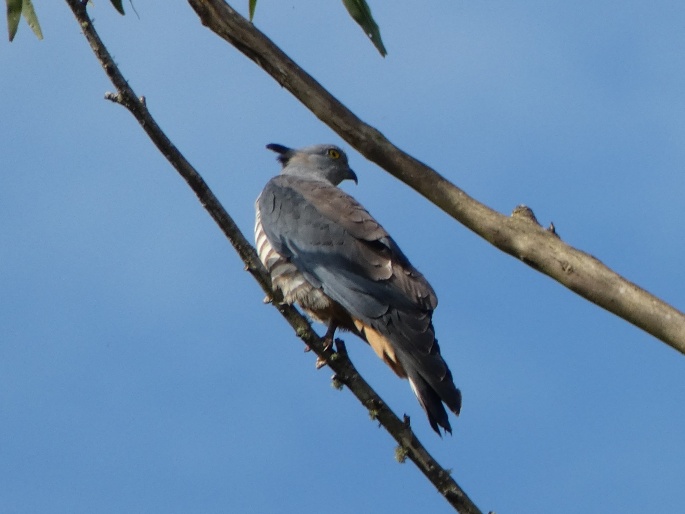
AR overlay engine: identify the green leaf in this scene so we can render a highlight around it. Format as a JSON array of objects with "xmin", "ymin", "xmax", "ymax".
[
  {"xmin": 342, "ymin": 0, "xmax": 387, "ymax": 57},
  {"xmin": 21, "ymin": 0, "xmax": 42, "ymax": 40},
  {"xmin": 249, "ymin": 0, "xmax": 257, "ymax": 22},
  {"xmin": 109, "ymin": 0, "xmax": 125, "ymax": 15},
  {"xmin": 7, "ymin": 0, "xmax": 22, "ymax": 42}
]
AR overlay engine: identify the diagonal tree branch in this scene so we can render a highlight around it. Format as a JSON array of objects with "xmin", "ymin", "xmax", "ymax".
[
  {"xmin": 187, "ymin": 0, "xmax": 685, "ymax": 355},
  {"xmin": 64, "ymin": 1, "xmax": 484, "ymax": 513}
]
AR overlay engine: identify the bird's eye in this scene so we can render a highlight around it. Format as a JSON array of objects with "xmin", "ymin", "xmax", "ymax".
[{"xmin": 327, "ymin": 148, "xmax": 341, "ymax": 159}]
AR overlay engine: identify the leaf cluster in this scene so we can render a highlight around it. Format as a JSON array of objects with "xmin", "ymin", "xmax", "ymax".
[
  {"xmin": 5, "ymin": 0, "xmax": 42, "ymax": 41},
  {"xmin": 6, "ymin": 0, "xmax": 387, "ymax": 56}
]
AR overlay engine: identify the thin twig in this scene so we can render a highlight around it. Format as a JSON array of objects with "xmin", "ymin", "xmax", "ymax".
[
  {"xmin": 64, "ymin": 1, "xmax": 484, "ymax": 513},
  {"xmin": 187, "ymin": 0, "xmax": 685, "ymax": 355}
]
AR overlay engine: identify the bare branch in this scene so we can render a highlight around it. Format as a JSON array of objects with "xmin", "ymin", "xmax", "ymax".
[
  {"xmin": 63, "ymin": 1, "xmax": 485, "ymax": 512},
  {"xmin": 187, "ymin": 0, "xmax": 685, "ymax": 355}
]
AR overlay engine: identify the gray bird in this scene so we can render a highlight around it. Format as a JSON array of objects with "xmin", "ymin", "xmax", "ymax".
[{"xmin": 255, "ymin": 143, "xmax": 461, "ymax": 435}]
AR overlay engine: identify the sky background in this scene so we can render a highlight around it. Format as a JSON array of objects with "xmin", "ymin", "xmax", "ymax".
[{"xmin": 2, "ymin": 1, "xmax": 685, "ymax": 513}]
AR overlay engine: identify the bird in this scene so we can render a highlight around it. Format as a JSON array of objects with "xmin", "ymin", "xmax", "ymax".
[{"xmin": 254, "ymin": 143, "xmax": 461, "ymax": 435}]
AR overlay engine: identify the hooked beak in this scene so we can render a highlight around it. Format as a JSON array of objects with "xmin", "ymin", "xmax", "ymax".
[{"xmin": 347, "ymin": 168, "xmax": 358, "ymax": 185}]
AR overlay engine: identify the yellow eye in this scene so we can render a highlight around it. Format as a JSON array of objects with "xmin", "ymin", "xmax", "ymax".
[{"xmin": 327, "ymin": 148, "xmax": 341, "ymax": 159}]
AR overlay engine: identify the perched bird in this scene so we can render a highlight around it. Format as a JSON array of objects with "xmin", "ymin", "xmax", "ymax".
[{"xmin": 255, "ymin": 143, "xmax": 461, "ymax": 435}]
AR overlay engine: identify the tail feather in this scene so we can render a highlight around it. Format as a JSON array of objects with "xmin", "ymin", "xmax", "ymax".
[
  {"xmin": 396, "ymin": 333, "xmax": 461, "ymax": 434},
  {"xmin": 400, "ymin": 336, "xmax": 461, "ymax": 435},
  {"xmin": 430, "ymin": 340, "xmax": 462, "ymax": 416},
  {"xmin": 353, "ymin": 316, "xmax": 461, "ymax": 435},
  {"xmin": 407, "ymin": 371, "xmax": 454, "ymax": 435}
]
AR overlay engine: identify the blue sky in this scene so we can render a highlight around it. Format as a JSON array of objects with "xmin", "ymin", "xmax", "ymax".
[{"xmin": 2, "ymin": 1, "xmax": 684, "ymax": 512}]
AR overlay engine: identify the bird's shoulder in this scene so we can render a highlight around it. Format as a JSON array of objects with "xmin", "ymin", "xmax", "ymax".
[{"xmin": 259, "ymin": 175, "xmax": 386, "ymax": 241}]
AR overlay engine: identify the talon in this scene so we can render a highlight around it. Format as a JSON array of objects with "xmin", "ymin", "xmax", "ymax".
[
  {"xmin": 334, "ymin": 338, "xmax": 347, "ymax": 355},
  {"xmin": 322, "ymin": 321, "xmax": 339, "ymax": 350}
]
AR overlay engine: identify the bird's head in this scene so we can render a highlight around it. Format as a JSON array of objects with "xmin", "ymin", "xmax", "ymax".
[{"xmin": 267, "ymin": 143, "xmax": 358, "ymax": 186}]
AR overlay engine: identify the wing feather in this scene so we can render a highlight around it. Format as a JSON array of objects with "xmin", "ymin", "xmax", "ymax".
[{"xmin": 259, "ymin": 176, "xmax": 436, "ymax": 311}]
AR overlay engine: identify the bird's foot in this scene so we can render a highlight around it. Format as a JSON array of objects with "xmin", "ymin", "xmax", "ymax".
[
  {"xmin": 334, "ymin": 338, "xmax": 347, "ymax": 356},
  {"xmin": 314, "ymin": 333, "xmax": 340, "ymax": 370}
]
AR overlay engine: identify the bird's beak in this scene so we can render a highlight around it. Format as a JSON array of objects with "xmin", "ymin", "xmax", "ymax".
[{"xmin": 347, "ymin": 168, "xmax": 358, "ymax": 185}]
